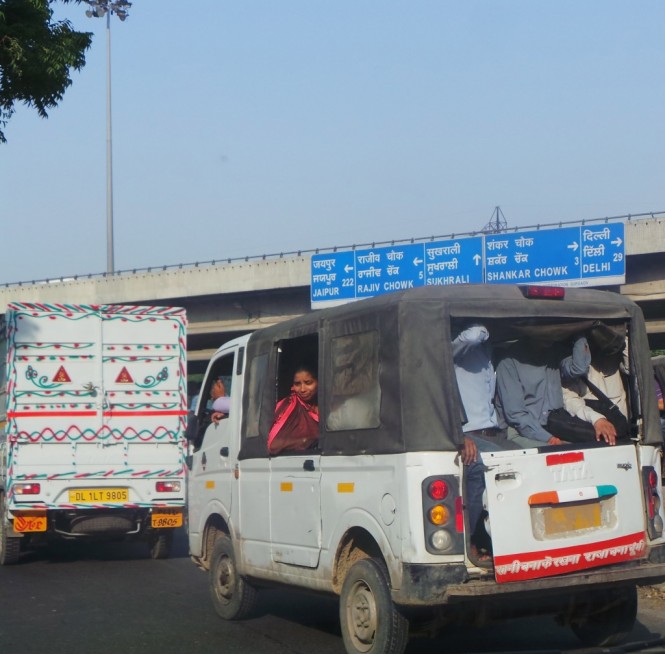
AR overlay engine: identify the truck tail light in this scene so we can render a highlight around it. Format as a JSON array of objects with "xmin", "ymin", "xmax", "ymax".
[
  {"xmin": 14, "ymin": 483, "xmax": 41, "ymax": 495},
  {"xmin": 422, "ymin": 475, "xmax": 463, "ymax": 555},
  {"xmin": 156, "ymin": 481, "xmax": 181, "ymax": 493},
  {"xmin": 642, "ymin": 466, "xmax": 663, "ymax": 539}
]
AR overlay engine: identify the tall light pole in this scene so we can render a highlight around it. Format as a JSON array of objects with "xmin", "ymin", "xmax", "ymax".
[{"xmin": 83, "ymin": 0, "xmax": 131, "ymax": 274}]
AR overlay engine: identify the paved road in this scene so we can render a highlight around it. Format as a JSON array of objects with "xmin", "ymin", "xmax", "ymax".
[{"xmin": 0, "ymin": 531, "xmax": 663, "ymax": 654}]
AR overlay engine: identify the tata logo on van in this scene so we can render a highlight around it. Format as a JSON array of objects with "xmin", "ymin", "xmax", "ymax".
[{"xmin": 551, "ymin": 462, "xmax": 589, "ymax": 483}]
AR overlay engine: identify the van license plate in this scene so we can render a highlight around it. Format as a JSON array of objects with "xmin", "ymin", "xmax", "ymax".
[
  {"xmin": 544, "ymin": 502, "xmax": 601, "ymax": 536},
  {"xmin": 68, "ymin": 488, "xmax": 129, "ymax": 503},
  {"xmin": 13, "ymin": 512, "xmax": 47, "ymax": 532},
  {"xmin": 151, "ymin": 509, "xmax": 183, "ymax": 528}
]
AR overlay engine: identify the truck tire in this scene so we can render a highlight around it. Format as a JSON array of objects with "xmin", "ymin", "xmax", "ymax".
[
  {"xmin": 0, "ymin": 494, "xmax": 21, "ymax": 566},
  {"xmin": 340, "ymin": 558, "xmax": 409, "ymax": 654},
  {"xmin": 148, "ymin": 529, "xmax": 174, "ymax": 559},
  {"xmin": 570, "ymin": 586, "xmax": 638, "ymax": 647},
  {"xmin": 209, "ymin": 535, "xmax": 257, "ymax": 620}
]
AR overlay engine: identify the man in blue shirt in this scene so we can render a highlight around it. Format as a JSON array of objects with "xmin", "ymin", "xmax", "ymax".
[
  {"xmin": 495, "ymin": 334, "xmax": 590, "ymax": 448},
  {"xmin": 452, "ymin": 324, "xmax": 515, "ymax": 561}
]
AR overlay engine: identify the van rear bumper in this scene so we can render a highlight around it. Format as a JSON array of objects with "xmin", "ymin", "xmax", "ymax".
[{"xmin": 394, "ymin": 545, "xmax": 665, "ymax": 606}]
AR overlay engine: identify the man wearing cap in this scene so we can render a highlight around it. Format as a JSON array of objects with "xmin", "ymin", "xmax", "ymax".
[{"xmin": 562, "ymin": 323, "xmax": 629, "ymax": 444}]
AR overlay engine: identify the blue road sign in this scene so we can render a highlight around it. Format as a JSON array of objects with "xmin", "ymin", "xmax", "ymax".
[
  {"xmin": 485, "ymin": 227, "xmax": 581, "ymax": 284},
  {"xmin": 311, "ymin": 236, "xmax": 485, "ymax": 307},
  {"xmin": 311, "ymin": 223, "xmax": 625, "ymax": 307},
  {"xmin": 579, "ymin": 223, "xmax": 625, "ymax": 283},
  {"xmin": 425, "ymin": 237, "xmax": 484, "ymax": 286},
  {"xmin": 355, "ymin": 243, "xmax": 423, "ymax": 298},
  {"xmin": 485, "ymin": 223, "xmax": 625, "ymax": 287},
  {"xmin": 311, "ymin": 250, "xmax": 355, "ymax": 303}
]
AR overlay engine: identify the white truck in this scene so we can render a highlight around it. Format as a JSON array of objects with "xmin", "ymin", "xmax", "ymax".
[
  {"xmin": 0, "ymin": 302, "xmax": 188, "ymax": 563},
  {"xmin": 187, "ymin": 285, "xmax": 665, "ymax": 654}
]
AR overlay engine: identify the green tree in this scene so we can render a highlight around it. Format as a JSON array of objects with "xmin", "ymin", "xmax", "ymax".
[{"xmin": 0, "ymin": 0, "xmax": 91, "ymax": 143}]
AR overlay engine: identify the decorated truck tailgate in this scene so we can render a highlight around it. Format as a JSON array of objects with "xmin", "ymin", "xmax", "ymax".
[
  {"xmin": 4, "ymin": 303, "xmax": 187, "ymax": 527},
  {"xmin": 482, "ymin": 444, "xmax": 646, "ymax": 583}
]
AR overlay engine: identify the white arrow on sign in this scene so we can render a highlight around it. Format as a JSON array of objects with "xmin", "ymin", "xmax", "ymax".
[
  {"xmin": 344, "ymin": 264, "xmax": 354, "ymax": 273},
  {"xmin": 612, "ymin": 237, "xmax": 622, "ymax": 247},
  {"xmin": 473, "ymin": 254, "xmax": 481, "ymax": 265},
  {"xmin": 568, "ymin": 241, "xmax": 579, "ymax": 252},
  {"xmin": 413, "ymin": 257, "xmax": 423, "ymax": 266}
]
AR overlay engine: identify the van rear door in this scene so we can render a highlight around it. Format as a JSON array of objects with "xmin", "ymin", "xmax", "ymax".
[{"xmin": 482, "ymin": 444, "xmax": 647, "ymax": 583}]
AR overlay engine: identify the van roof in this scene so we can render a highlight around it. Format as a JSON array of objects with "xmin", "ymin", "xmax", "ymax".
[{"xmin": 242, "ymin": 285, "xmax": 661, "ymax": 455}]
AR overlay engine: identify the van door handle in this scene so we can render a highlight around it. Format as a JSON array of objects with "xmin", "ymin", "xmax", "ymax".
[
  {"xmin": 303, "ymin": 459, "xmax": 315, "ymax": 471},
  {"xmin": 220, "ymin": 447, "xmax": 229, "ymax": 457}
]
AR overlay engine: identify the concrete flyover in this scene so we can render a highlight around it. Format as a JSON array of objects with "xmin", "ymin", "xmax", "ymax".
[{"xmin": 0, "ymin": 215, "xmax": 664, "ymax": 374}]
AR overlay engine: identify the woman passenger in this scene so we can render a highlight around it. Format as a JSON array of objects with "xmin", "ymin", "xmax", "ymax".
[{"xmin": 268, "ymin": 365, "xmax": 319, "ymax": 454}]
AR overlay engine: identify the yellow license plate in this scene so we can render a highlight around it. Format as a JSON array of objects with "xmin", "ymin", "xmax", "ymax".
[
  {"xmin": 68, "ymin": 488, "xmax": 129, "ymax": 503},
  {"xmin": 14, "ymin": 512, "xmax": 47, "ymax": 533},
  {"xmin": 544, "ymin": 502, "xmax": 601, "ymax": 536},
  {"xmin": 151, "ymin": 509, "xmax": 183, "ymax": 528}
]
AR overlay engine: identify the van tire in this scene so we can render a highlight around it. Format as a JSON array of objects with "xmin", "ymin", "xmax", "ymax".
[
  {"xmin": 570, "ymin": 586, "xmax": 638, "ymax": 647},
  {"xmin": 0, "ymin": 494, "xmax": 21, "ymax": 566},
  {"xmin": 209, "ymin": 535, "xmax": 257, "ymax": 620},
  {"xmin": 148, "ymin": 529, "xmax": 174, "ymax": 559},
  {"xmin": 340, "ymin": 558, "xmax": 409, "ymax": 654}
]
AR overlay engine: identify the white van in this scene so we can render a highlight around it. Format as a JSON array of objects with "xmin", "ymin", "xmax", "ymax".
[{"xmin": 187, "ymin": 285, "xmax": 665, "ymax": 654}]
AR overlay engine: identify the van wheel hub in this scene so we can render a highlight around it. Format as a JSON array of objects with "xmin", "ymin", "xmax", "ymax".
[{"xmin": 348, "ymin": 579, "xmax": 377, "ymax": 649}]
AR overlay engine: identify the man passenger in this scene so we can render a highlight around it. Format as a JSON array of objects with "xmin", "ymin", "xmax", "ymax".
[
  {"xmin": 452, "ymin": 324, "xmax": 516, "ymax": 560},
  {"xmin": 495, "ymin": 332, "xmax": 590, "ymax": 448}
]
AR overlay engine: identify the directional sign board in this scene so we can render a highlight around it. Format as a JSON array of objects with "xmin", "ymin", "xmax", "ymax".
[
  {"xmin": 579, "ymin": 223, "xmax": 625, "ymax": 285},
  {"xmin": 424, "ymin": 238, "xmax": 484, "ymax": 287},
  {"xmin": 311, "ymin": 236, "xmax": 484, "ymax": 308},
  {"xmin": 485, "ymin": 223, "xmax": 625, "ymax": 287},
  {"xmin": 310, "ymin": 223, "xmax": 625, "ymax": 308}
]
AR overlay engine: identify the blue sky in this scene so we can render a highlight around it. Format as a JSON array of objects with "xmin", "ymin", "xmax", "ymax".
[{"xmin": 1, "ymin": 1, "xmax": 664, "ymax": 283}]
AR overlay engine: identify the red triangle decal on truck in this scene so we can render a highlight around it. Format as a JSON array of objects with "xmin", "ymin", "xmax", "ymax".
[
  {"xmin": 116, "ymin": 367, "xmax": 134, "ymax": 384},
  {"xmin": 52, "ymin": 366, "xmax": 71, "ymax": 383}
]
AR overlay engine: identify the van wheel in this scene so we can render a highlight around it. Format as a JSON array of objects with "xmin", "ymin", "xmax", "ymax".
[
  {"xmin": 0, "ymin": 494, "xmax": 20, "ymax": 566},
  {"xmin": 570, "ymin": 586, "xmax": 637, "ymax": 647},
  {"xmin": 148, "ymin": 529, "xmax": 174, "ymax": 559},
  {"xmin": 340, "ymin": 558, "xmax": 409, "ymax": 654},
  {"xmin": 209, "ymin": 535, "xmax": 257, "ymax": 620}
]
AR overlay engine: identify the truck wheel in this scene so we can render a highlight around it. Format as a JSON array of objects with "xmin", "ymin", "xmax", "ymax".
[
  {"xmin": 0, "ymin": 494, "xmax": 21, "ymax": 566},
  {"xmin": 340, "ymin": 558, "xmax": 409, "ymax": 654},
  {"xmin": 570, "ymin": 586, "xmax": 637, "ymax": 647},
  {"xmin": 209, "ymin": 535, "xmax": 257, "ymax": 620},
  {"xmin": 148, "ymin": 529, "xmax": 174, "ymax": 559}
]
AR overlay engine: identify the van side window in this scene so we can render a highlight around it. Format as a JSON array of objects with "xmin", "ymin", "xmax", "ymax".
[
  {"xmin": 246, "ymin": 354, "xmax": 269, "ymax": 439},
  {"xmin": 192, "ymin": 353, "xmax": 235, "ymax": 451},
  {"xmin": 327, "ymin": 330, "xmax": 380, "ymax": 431}
]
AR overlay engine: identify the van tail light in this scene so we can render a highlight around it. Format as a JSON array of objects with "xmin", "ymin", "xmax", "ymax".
[
  {"xmin": 422, "ymin": 475, "xmax": 463, "ymax": 555},
  {"xmin": 455, "ymin": 496, "xmax": 464, "ymax": 533},
  {"xmin": 521, "ymin": 285, "xmax": 565, "ymax": 299},
  {"xmin": 642, "ymin": 466, "xmax": 663, "ymax": 539},
  {"xmin": 428, "ymin": 479, "xmax": 449, "ymax": 501}
]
